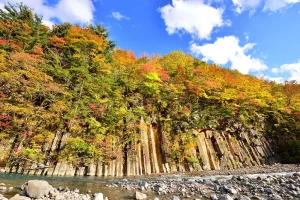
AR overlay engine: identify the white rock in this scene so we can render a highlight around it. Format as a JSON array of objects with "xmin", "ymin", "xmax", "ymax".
[
  {"xmin": 135, "ymin": 191, "xmax": 147, "ymax": 200},
  {"xmin": 171, "ymin": 196, "xmax": 180, "ymax": 200},
  {"xmin": 9, "ymin": 194, "xmax": 31, "ymax": 200},
  {"xmin": 24, "ymin": 180, "xmax": 54, "ymax": 198},
  {"xmin": 94, "ymin": 193, "xmax": 104, "ymax": 200}
]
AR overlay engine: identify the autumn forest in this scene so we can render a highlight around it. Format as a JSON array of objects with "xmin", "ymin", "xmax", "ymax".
[{"xmin": 0, "ymin": 4, "xmax": 300, "ymax": 176}]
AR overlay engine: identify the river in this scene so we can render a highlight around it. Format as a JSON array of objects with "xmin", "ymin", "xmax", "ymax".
[{"xmin": 0, "ymin": 166, "xmax": 299, "ymax": 200}]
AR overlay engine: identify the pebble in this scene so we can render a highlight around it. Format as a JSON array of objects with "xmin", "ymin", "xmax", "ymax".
[{"xmin": 218, "ymin": 194, "xmax": 233, "ymax": 200}]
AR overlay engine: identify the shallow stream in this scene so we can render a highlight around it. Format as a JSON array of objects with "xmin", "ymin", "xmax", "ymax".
[{"xmin": 0, "ymin": 172, "xmax": 297, "ymax": 199}]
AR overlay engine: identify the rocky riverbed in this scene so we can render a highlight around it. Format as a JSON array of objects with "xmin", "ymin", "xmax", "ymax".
[{"xmin": 0, "ymin": 164, "xmax": 300, "ymax": 199}]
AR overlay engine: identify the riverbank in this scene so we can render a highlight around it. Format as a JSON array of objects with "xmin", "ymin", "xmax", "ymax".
[
  {"xmin": 2, "ymin": 164, "xmax": 300, "ymax": 179},
  {"xmin": 0, "ymin": 164, "xmax": 300, "ymax": 199}
]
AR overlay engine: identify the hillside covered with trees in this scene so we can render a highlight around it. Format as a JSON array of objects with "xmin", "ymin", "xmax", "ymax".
[{"xmin": 0, "ymin": 4, "xmax": 300, "ymax": 176}]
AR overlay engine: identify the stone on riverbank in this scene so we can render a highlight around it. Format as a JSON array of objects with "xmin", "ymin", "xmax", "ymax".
[
  {"xmin": 9, "ymin": 194, "xmax": 30, "ymax": 200},
  {"xmin": 0, "ymin": 186, "xmax": 7, "ymax": 191},
  {"xmin": 218, "ymin": 194, "xmax": 233, "ymax": 200},
  {"xmin": 94, "ymin": 193, "xmax": 104, "ymax": 200},
  {"xmin": 24, "ymin": 180, "xmax": 54, "ymax": 198},
  {"xmin": 135, "ymin": 191, "xmax": 147, "ymax": 200}
]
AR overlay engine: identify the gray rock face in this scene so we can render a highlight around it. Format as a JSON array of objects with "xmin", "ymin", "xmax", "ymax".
[
  {"xmin": 135, "ymin": 191, "xmax": 147, "ymax": 200},
  {"xmin": 24, "ymin": 180, "xmax": 54, "ymax": 198}
]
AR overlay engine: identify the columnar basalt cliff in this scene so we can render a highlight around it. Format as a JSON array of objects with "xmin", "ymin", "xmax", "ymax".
[{"xmin": 4, "ymin": 119, "xmax": 275, "ymax": 177}]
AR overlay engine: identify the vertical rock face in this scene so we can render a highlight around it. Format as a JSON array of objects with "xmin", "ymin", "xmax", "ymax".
[
  {"xmin": 5, "ymin": 120, "xmax": 275, "ymax": 177},
  {"xmin": 140, "ymin": 117, "xmax": 151, "ymax": 175}
]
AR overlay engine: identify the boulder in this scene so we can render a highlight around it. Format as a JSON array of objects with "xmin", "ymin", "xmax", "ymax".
[
  {"xmin": 171, "ymin": 196, "xmax": 180, "ymax": 200},
  {"xmin": 135, "ymin": 191, "xmax": 147, "ymax": 200},
  {"xmin": 24, "ymin": 180, "xmax": 54, "ymax": 198}
]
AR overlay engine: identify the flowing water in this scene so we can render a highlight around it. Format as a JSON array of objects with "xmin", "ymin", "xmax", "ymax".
[{"xmin": 0, "ymin": 173, "xmax": 146, "ymax": 199}]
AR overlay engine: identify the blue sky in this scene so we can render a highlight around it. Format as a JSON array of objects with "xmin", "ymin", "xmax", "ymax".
[{"xmin": 0, "ymin": 0, "xmax": 300, "ymax": 82}]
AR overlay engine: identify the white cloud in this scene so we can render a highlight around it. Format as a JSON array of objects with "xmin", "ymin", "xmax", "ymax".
[
  {"xmin": 111, "ymin": 12, "xmax": 130, "ymax": 21},
  {"xmin": 0, "ymin": 0, "xmax": 95, "ymax": 27},
  {"xmin": 158, "ymin": 0, "xmax": 229, "ymax": 40},
  {"xmin": 244, "ymin": 32, "xmax": 249, "ymax": 41},
  {"xmin": 271, "ymin": 60, "xmax": 300, "ymax": 82},
  {"xmin": 264, "ymin": 0, "xmax": 300, "ymax": 12},
  {"xmin": 190, "ymin": 36, "xmax": 268, "ymax": 74},
  {"xmin": 263, "ymin": 75, "xmax": 285, "ymax": 83},
  {"xmin": 232, "ymin": 0, "xmax": 300, "ymax": 13},
  {"xmin": 232, "ymin": 0, "xmax": 263, "ymax": 13}
]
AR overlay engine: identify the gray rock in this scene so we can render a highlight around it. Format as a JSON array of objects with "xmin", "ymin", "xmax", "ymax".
[
  {"xmin": 214, "ymin": 184, "xmax": 220, "ymax": 191},
  {"xmin": 211, "ymin": 193, "xmax": 218, "ymax": 200},
  {"xmin": 139, "ymin": 181, "xmax": 149, "ymax": 189},
  {"xmin": 224, "ymin": 186, "xmax": 238, "ymax": 194},
  {"xmin": 154, "ymin": 198, "xmax": 159, "ymax": 200},
  {"xmin": 24, "ymin": 180, "xmax": 54, "ymax": 198},
  {"xmin": 264, "ymin": 188, "xmax": 274, "ymax": 194},
  {"xmin": 9, "ymin": 194, "xmax": 31, "ymax": 200},
  {"xmin": 49, "ymin": 190, "xmax": 59, "ymax": 197},
  {"xmin": 154, "ymin": 185, "xmax": 163, "ymax": 193},
  {"xmin": 237, "ymin": 195, "xmax": 251, "ymax": 200},
  {"xmin": 73, "ymin": 188, "xmax": 80, "ymax": 193},
  {"xmin": 81, "ymin": 194, "xmax": 91, "ymax": 200},
  {"xmin": 218, "ymin": 194, "xmax": 233, "ymax": 200},
  {"xmin": 0, "ymin": 186, "xmax": 7, "ymax": 190},
  {"xmin": 135, "ymin": 191, "xmax": 147, "ymax": 200},
  {"xmin": 287, "ymin": 184, "xmax": 296, "ymax": 190},
  {"xmin": 94, "ymin": 193, "xmax": 104, "ymax": 200},
  {"xmin": 140, "ymin": 186, "xmax": 145, "ymax": 191},
  {"xmin": 293, "ymin": 172, "xmax": 300, "ymax": 177},
  {"xmin": 270, "ymin": 194, "xmax": 283, "ymax": 200},
  {"xmin": 171, "ymin": 196, "xmax": 180, "ymax": 200}
]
